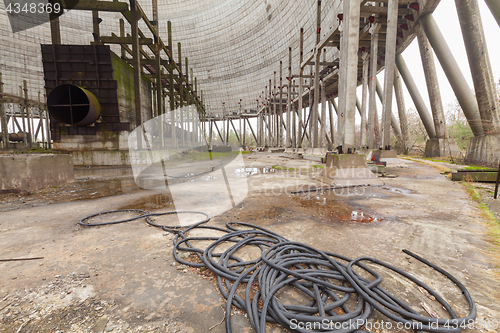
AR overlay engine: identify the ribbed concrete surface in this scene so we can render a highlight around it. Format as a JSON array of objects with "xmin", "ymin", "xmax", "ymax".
[{"xmin": 0, "ymin": 0, "xmax": 342, "ymax": 116}]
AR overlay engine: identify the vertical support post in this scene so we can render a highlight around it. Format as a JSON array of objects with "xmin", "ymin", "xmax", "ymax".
[
  {"xmin": 455, "ymin": 0, "xmax": 500, "ymax": 134},
  {"xmin": 50, "ymin": 14, "xmax": 61, "ymax": 44},
  {"xmin": 178, "ymin": 42, "xmax": 185, "ymax": 147},
  {"xmin": 394, "ymin": 68, "xmax": 409, "ymax": 150},
  {"xmin": 320, "ymin": 78, "xmax": 326, "ymax": 147},
  {"xmin": 381, "ymin": 0, "xmax": 398, "ymax": 148},
  {"xmin": 304, "ymin": 65, "xmax": 314, "ymax": 148},
  {"xmin": 368, "ymin": 23, "xmax": 380, "ymax": 149},
  {"xmin": 120, "ymin": 19, "xmax": 126, "ymax": 59},
  {"xmin": 328, "ymin": 99, "xmax": 336, "ymax": 149},
  {"xmin": 311, "ymin": 0, "xmax": 321, "ymax": 148},
  {"xmin": 167, "ymin": 21, "xmax": 176, "ymax": 148},
  {"xmin": 264, "ymin": 86, "xmax": 268, "ymax": 147},
  {"xmin": 279, "ymin": 62, "xmax": 283, "ymax": 147},
  {"xmin": 0, "ymin": 73, "xmax": 8, "ymax": 149},
  {"xmin": 44, "ymin": 93, "xmax": 51, "ymax": 149},
  {"xmin": 287, "ymin": 47, "xmax": 292, "ymax": 148},
  {"xmin": 273, "ymin": 73, "xmax": 277, "ymax": 147},
  {"xmin": 360, "ymin": 52, "xmax": 369, "ymax": 147},
  {"xmin": 153, "ymin": 0, "xmax": 162, "ymax": 124},
  {"xmin": 92, "ymin": 10, "xmax": 101, "ymax": 44},
  {"xmin": 243, "ymin": 116, "xmax": 246, "ymax": 148},
  {"xmin": 131, "ymin": 0, "xmax": 143, "ymax": 148},
  {"xmin": 298, "ymin": 28, "xmax": 304, "ymax": 149},
  {"xmin": 417, "ymin": 24, "xmax": 446, "ymax": 139},
  {"xmin": 38, "ymin": 92, "xmax": 45, "ymax": 148},
  {"xmin": 292, "ymin": 79, "xmax": 296, "ymax": 148},
  {"xmin": 19, "ymin": 86, "xmax": 27, "ymax": 147},
  {"xmin": 338, "ymin": 0, "xmax": 360, "ymax": 151},
  {"xmin": 420, "ymin": 14, "xmax": 483, "ymax": 136}
]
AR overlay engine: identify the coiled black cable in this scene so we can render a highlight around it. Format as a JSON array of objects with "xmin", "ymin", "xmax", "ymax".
[{"xmin": 78, "ymin": 210, "xmax": 476, "ymax": 333}]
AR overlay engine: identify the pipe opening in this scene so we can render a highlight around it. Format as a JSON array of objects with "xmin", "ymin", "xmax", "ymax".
[{"xmin": 47, "ymin": 84, "xmax": 101, "ymax": 126}]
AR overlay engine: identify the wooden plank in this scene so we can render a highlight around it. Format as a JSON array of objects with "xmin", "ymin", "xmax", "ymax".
[{"xmin": 452, "ymin": 170, "xmax": 499, "ymax": 182}]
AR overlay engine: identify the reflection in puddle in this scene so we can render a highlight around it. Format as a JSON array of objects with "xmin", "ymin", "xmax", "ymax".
[
  {"xmin": 235, "ymin": 167, "xmax": 278, "ymax": 177},
  {"xmin": 350, "ymin": 210, "xmax": 377, "ymax": 223}
]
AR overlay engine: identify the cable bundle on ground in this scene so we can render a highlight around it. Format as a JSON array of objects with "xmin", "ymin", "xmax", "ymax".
[{"xmin": 79, "ymin": 210, "xmax": 476, "ymax": 333}]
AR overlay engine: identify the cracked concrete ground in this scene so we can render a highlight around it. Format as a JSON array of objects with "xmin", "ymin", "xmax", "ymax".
[{"xmin": 0, "ymin": 152, "xmax": 499, "ymax": 332}]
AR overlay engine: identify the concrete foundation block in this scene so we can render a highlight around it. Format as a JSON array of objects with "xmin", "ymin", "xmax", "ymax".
[
  {"xmin": 318, "ymin": 154, "xmax": 382, "ymax": 186},
  {"xmin": 71, "ymin": 150, "xmax": 130, "ymax": 166},
  {"xmin": 465, "ymin": 135, "xmax": 500, "ymax": 166},
  {"xmin": 0, "ymin": 154, "xmax": 74, "ymax": 192},
  {"xmin": 356, "ymin": 148, "xmax": 373, "ymax": 161},
  {"xmin": 425, "ymin": 138, "xmax": 462, "ymax": 158}
]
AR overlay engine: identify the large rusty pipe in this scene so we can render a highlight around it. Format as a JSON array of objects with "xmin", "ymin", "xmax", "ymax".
[{"xmin": 47, "ymin": 84, "xmax": 101, "ymax": 126}]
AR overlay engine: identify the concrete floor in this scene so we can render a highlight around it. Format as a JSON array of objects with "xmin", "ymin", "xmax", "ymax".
[{"xmin": 0, "ymin": 152, "xmax": 499, "ymax": 332}]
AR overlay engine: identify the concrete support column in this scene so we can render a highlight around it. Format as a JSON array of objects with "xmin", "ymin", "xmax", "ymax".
[
  {"xmin": 417, "ymin": 24, "xmax": 446, "ymax": 139},
  {"xmin": 273, "ymin": 74, "xmax": 277, "ymax": 147},
  {"xmin": 279, "ymin": 61, "xmax": 284, "ymax": 147},
  {"xmin": 131, "ymin": 0, "xmax": 143, "ymax": 148},
  {"xmin": 292, "ymin": 80, "xmax": 296, "ymax": 148},
  {"xmin": 167, "ymin": 21, "xmax": 176, "ymax": 148},
  {"xmin": 49, "ymin": 15, "xmax": 61, "ymax": 45},
  {"xmin": 420, "ymin": 14, "xmax": 483, "ymax": 136},
  {"xmin": 394, "ymin": 68, "xmax": 409, "ymax": 148},
  {"xmin": 312, "ymin": 50, "xmax": 320, "ymax": 148},
  {"xmin": 455, "ymin": 0, "xmax": 500, "ymax": 134},
  {"xmin": 337, "ymin": 30, "xmax": 346, "ymax": 148},
  {"xmin": 395, "ymin": 54, "xmax": 436, "ymax": 139},
  {"xmin": 485, "ymin": 0, "xmax": 500, "ymax": 27},
  {"xmin": 367, "ymin": 24, "xmax": 380, "ymax": 149},
  {"xmin": 375, "ymin": 79, "xmax": 402, "ymax": 140},
  {"xmin": 298, "ymin": 28, "xmax": 304, "ymax": 148},
  {"xmin": 287, "ymin": 47, "xmax": 292, "ymax": 147},
  {"xmin": 360, "ymin": 52, "xmax": 369, "ymax": 147},
  {"xmin": 320, "ymin": 79, "xmax": 326, "ymax": 147},
  {"xmin": 381, "ymin": 0, "xmax": 399, "ymax": 148},
  {"xmin": 328, "ymin": 99, "xmax": 336, "ymax": 149},
  {"xmin": 0, "ymin": 73, "xmax": 8, "ymax": 149}
]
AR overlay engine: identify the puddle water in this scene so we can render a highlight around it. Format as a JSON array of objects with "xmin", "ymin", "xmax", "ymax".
[
  {"xmin": 291, "ymin": 193, "xmax": 379, "ymax": 224},
  {"xmin": 380, "ymin": 186, "xmax": 413, "ymax": 195},
  {"xmin": 118, "ymin": 193, "xmax": 174, "ymax": 211},
  {"xmin": 235, "ymin": 167, "xmax": 279, "ymax": 177}
]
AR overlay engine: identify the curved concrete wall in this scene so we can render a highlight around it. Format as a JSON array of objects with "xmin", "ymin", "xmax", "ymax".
[{"xmin": 1, "ymin": 0, "xmax": 343, "ymax": 116}]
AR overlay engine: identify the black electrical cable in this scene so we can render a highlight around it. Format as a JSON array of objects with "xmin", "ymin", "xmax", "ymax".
[{"xmin": 78, "ymin": 210, "xmax": 476, "ymax": 333}]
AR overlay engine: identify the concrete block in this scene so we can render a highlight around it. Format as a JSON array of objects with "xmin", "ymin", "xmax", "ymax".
[
  {"xmin": 318, "ymin": 154, "xmax": 382, "ymax": 186},
  {"xmin": 71, "ymin": 151, "xmax": 130, "ymax": 166},
  {"xmin": 0, "ymin": 154, "xmax": 74, "ymax": 192},
  {"xmin": 379, "ymin": 150, "xmax": 397, "ymax": 158},
  {"xmin": 465, "ymin": 135, "xmax": 500, "ymax": 166},
  {"xmin": 425, "ymin": 139, "xmax": 462, "ymax": 158}
]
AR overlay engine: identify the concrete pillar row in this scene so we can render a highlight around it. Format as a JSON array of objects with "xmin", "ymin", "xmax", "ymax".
[
  {"xmin": 395, "ymin": 54, "xmax": 437, "ymax": 139},
  {"xmin": 338, "ymin": 0, "xmax": 360, "ymax": 151},
  {"xmin": 455, "ymin": 0, "xmax": 500, "ymax": 135},
  {"xmin": 420, "ymin": 14, "xmax": 484, "ymax": 136},
  {"xmin": 416, "ymin": 24, "xmax": 447, "ymax": 139}
]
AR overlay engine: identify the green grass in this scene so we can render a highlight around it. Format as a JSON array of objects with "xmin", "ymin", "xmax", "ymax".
[
  {"xmin": 462, "ymin": 181, "xmax": 500, "ymax": 248},
  {"xmin": 272, "ymin": 165, "xmax": 296, "ymax": 171},
  {"xmin": 462, "ymin": 166, "xmax": 493, "ymax": 171},
  {"xmin": 312, "ymin": 165, "xmax": 325, "ymax": 169}
]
